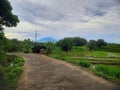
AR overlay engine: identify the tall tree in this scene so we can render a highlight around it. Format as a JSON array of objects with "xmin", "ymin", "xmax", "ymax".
[
  {"xmin": 57, "ymin": 38, "xmax": 73, "ymax": 52},
  {"xmin": 0, "ymin": 0, "xmax": 19, "ymax": 62},
  {"xmin": 22, "ymin": 39, "xmax": 33, "ymax": 53},
  {"xmin": 0, "ymin": 0, "xmax": 19, "ymax": 38},
  {"xmin": 73, "ymin": 37, "xmax": 87, "ymax": 46},
  {"xmin": 44, "ymin": 42, "xmax": 55, "ymax": 54},
  {"xmin": 97, "ymin": 39, "xmax": 107, "ymax": 48},
  {"xmin": 88, "ymin": 40, "xmax": 97, "ymax": 51}
]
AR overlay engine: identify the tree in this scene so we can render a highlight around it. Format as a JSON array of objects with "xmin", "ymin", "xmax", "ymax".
[
  {"xmin": 88, "ymin": 40, "xmax": 97, "ymax": 51},
  {"xmin": 73, "ymin": 37, "xmax": 87, "ymax": 46},
  {"xmin": 57, "ymin": 38, "xmax": 73, "ymax": 52},
  {"xmin": 97, "ymin": 39, "xmax": 107, "ymax": 48},
  {"xmin": 0, "ymin": 0, "xmax": 19, "ymax": 47},
  {"xmin": 0, "ymin": 0, "xmax": 19, "ymax": 39},
  {"xmin": 7, "ymin": 39, "xmax": 23, "ymax": 52},
  {"xmin": 0, "ymin": 0, "xmax": 19, "ymax": 63},
  {"xmin": 44, "ymin": 42, "xmax": 55, "ymax": 54},
  {"xmin": 0, "ymin": 0, "xmax": 19, "ymax": 27},
  {"xmin": 2, "ymin": 38, "xmax": 12, "ymax": 52},
  {"xmin": 22, "ymin": 39, "xmax": 33, "ymax": 53}
]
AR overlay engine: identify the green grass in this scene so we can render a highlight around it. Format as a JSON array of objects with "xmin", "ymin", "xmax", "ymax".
[
  {"xmin": 49, "ymin": 46, "xmax": 120, "ymax": 66},
  {"xmin": 51, "ymin": 46, "xmax": 120, "ymax": 57},
  {"xmin": 86, "ymin": 51, "xmax": 120, "ymax": 57},
  {"xmin": 88, "ymin": 51, "xmax": 108, "ymax": 57},
  {"xmin": 79, "ymin": 61, "xmax": 91, "ymax": 67},
  {"xmin": 49, "ymin": 46, "xmax": 120, "ymax": 83},
  {"xmin": 93, "ymin": 65, "xmax": 120, "ymax": 82},
  {"xmin": 98, "ymin": 44, "xmax": 120, "ymax": 52},
  {"xmin": 0, "ymin": 55, "xmax": 24, "ymax": 90}
]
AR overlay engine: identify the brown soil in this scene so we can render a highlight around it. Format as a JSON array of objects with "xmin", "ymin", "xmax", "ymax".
[{"xmin": 16, "ymin": 54, "xmax": 120, "ymax": 90}]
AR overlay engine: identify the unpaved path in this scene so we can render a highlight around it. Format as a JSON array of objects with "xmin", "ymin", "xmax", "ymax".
[{"xmin": 17, "ymin": 54, "xmax": 120, "ymax": 90}]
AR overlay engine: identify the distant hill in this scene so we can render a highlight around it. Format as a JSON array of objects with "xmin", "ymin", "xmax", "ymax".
[{"xmin": 38, "ymin": 37, "xmax": 56, "ymax": 42}]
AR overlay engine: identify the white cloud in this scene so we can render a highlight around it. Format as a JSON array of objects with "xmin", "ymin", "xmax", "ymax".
[{"xmin": 5, "ymin": 0, "xmax": 120, "ymax": 43}]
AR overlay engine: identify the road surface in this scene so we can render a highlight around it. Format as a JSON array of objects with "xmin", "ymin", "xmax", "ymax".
[{"xmin": 17, "ymin": 54, "xmax": 120, "ymax": 90}]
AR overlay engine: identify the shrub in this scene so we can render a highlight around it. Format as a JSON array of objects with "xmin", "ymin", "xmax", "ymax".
[
  {"xmin": 95, "ymin": 65, "xmax": 120, "ymax": 79},
  {"xmin": 3, "ymin": 56, "xmax": 24, "ymax": 88},
  {"xmin": 79, "ymin": 61, "xmax": 91, "ymax": 67},
  {"xmin": 13, "ymin": 57, "xmax": 24, "ymax": 66},
  {"xmin": 57, "ymin": 38, "xmax": 73, "ymax": 52},
  {"xmin": 0, "ymin": 51, "xmax": 7, "ymax": 65}
]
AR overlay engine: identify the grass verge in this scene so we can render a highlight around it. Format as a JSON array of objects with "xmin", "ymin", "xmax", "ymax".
[
  {"xmin": 92, "ymin": 65, "xmax": 120, "ymax": 82},
  {"xmin": 49, "ymin": 54, "xmax": 120, "ymax": 83},
  {"xmin": 0, "ymin": 55, "xmax": 24, "ymax": 90}
]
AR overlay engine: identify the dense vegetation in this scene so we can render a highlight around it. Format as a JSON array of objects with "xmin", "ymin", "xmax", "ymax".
[
  {"xmin": 0, "ymin": 55, "xmax": 24, "ymax": 90},
  {"xmin": 0, "ymin": 0, "xmax": 24, "ymax": 90},
  {"xmin": 48, "ymin": 43, "xmax": 120, "ymax": 82},
  {"xmin": 79, "ymin": 61, "xmax": 91, "ymax": 68},
  {"xmin": 56, "ymin": 37, "xmax": 107, "ymax": 52},
  {"xmin": 0, "ymin": 0, "xmax": 19, "ymax": 66},
  {"xmin": 0, "ymin": 0, "xmax": 19, "ymax": 55},
  {"xmin": 94, "ymin": 65, "xmax": 120, "ymax": 81},
  {"xmin": 97, "ymin": 44, "xmax": 120, "ymax": 52}
]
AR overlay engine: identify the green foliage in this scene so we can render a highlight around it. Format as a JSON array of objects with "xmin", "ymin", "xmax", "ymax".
[
  {"xmin": 22, "ymin": 39, "xmax": 33, "ymax": 53},
  {"xmin": 57, "ymin": 38, "xmax": 73, "ymax": 52},
  {"xmin": 87, "ymin": 39, "xmax": 107, "ymax": 51},
  {"xmin": 49, "ymin": 45, "xmax": 120, "ymax": 82},
  {"xmin": 4, "ymin": 66, "xmax": 23, "ymax": 88},
  {"xmin": 94, "ymin": 65, "xmax": 120, "ymax": 80},
  {"xmin": 0, "ymin": 38, "xmax": 7, "ymax": 65},
  {"xmin": 5, "ymin": 39, "xmax": 22, "ymax": 52},
  {"xmin": 73, "ymin": 37, "xmax": 87, "ymax": 46},
  {"xmin": 4, "ymin": 39, "xmax": 34, "ymax": 53},
  {"xmin": 79, "ymin": 61, "xmax": 91, "ymax": 67},
  {"xmin": 87, "ymin": 40, "xmax": 97, "ymax": 51},
  {"xmin": 0, "ymin": 25, "xmax": 5, "ymax": 39},
  {"xmin": 0, "ymin": 38, "xmax": 16, "ymax": 55},
  {"xmin": 97, "ymin": 39, "xmax": 107, "ymax": 48},
  {"xmin": 3, "ymin": 56, "xmax": 24, "ymax": 89},
  {"xmin": 44, "ymin": 42, "xmax": 55, "ymax": 54},
  {"xmin": 98, "ymin": 44, "xmax": 120, "ymax": 52},
  {"xmin": 0, "ymin": 1, "xmax": 19, "ymax": 79},
  {"xmin": 12, "ymin": 57, "xmax": 24, "ymax": 66},
  {"xmin": 52, "ymin": 55, "xmax": 66, "ymax": 61},
  {"xmin": 0, "ymin": 0, "xmax": 19, "ymax": 27},
  {"xmin": 0, "ymin": 0, "xmax": 19, "ymax": 58}
]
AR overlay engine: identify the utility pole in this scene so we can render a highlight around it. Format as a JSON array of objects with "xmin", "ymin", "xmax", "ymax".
[{"xmin": 35, "ymin": 31, "xmax": 37, "ymax": 43}]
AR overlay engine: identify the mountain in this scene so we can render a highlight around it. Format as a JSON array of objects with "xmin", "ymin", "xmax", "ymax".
[{"xmin": 38, "ymin": 37, "xmax": 56, "ymax": 42}]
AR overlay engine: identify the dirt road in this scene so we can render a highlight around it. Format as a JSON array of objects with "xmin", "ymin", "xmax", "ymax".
[{"xmin": 17, "ymin": 54, "xmax": 120, "ymax": 90}]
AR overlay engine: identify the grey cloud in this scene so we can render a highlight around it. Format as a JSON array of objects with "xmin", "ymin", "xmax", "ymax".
[
  {"xmin": 84, "ymin": 7, "xmax": 106, "ymax": 17},
  {"xmin": 83, "ymin": 0, "xmax": 118, "ymax": 17},
  {"xmin": 7, "ymin": 0, "xmax": 120, "ymax": 43},
  {"xmin": 14, "ymin": 0, "xmax": 66, "ymax": 23},
  {"xmin": 10, "ymin": 0, "xmax": 120, "ymax": 22}
]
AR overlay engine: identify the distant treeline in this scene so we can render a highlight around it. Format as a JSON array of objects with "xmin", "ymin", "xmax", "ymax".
[
  {"xmin": 97, "ymin": 43, "xmax": 120, "ymax": 52},
  {"xmin": 56, "ymin": 37, "xmax": 108, "ymax": 52},
  {"xmin": 1, "ymin": 37, "xmax": 120, "ymax": 56}
]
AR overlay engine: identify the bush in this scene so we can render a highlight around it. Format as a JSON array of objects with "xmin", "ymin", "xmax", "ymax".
[
  {"xmin": 13, "ymin": 57, "xmax": 24, "ymax": 66},
  {"xmin": 57, "ymin": 38, "xmax": 73, "ymax": 52},
  {"xmin": 0, "ymin": 51, "xmax": 7, "ymax": 65},
  {"xmin": 95, "ymin": 65, "xmax": 120, "ymax": 79},
  {"xmin": 4, "ymin": 67, "xmax": 23, "ymax": 85},
  {"xmin": 0, "ymin": 55, "xmax": 24, "ymax": 90},
  {"xmin": 79, "ymin": 61, "xmax": 91, "ymax": 67}
]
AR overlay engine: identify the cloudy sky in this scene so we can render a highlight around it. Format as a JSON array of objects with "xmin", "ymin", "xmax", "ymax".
[{"xmin": 5, "ymin": 0, "xmax": 120, "ymax": 43}]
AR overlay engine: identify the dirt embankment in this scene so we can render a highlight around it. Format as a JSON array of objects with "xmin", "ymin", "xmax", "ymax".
[{"xmin": 17, "ymin": 54, "xmax": 120, "ymax": 90}]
